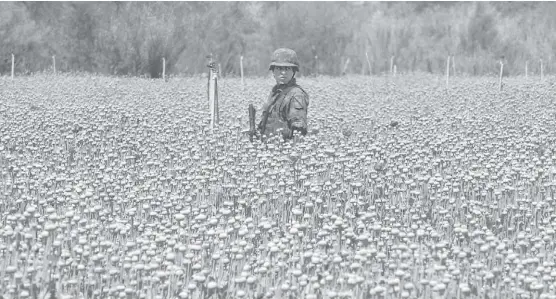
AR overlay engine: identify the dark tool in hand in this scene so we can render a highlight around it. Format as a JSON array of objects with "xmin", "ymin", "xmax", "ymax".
[{"xmin": 248, "ymin": 104, "xmax": 256, "ymax": 142}]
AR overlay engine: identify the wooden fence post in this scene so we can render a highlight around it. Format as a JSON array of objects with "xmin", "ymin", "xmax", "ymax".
[
  {"xmin": 162, "ymin": 57, "xmax": 166, "ymax": 81},
  {"xmin": 240, "ymin": 56, "xmax": 244, "ymax": 87},
  {"xmin": 451, "ymin": 55, "xmax": 456, "ymax": 76},
  {"xmin": 365, "ymin": 52, "xmax": 372, "ymax": 76},
  {"xmin": 343, "ymin": 57, "xmax": 351, "ymax": 75},
  {"xmin": 446, "ymin": 55, "xmax": 450, "ymax": 88},
  {"xmin": 499, "ymin": 59, "xmax": 504, "ymax": 92},
  {"xmin": 540, "ymin": 59, "xmax": 544, "ymax": 80},
  {"xmin": 11, "ymin": 54, "xmax": 15, "ymax": 80},
  {"xmin": 390, "ymin": 56, "xmax": 394, "ymax": 75},
  {"xmin": 315, "ymin": 55, "xmax": 318, "ymax": 76},
  {"xmin": 208, "ymin": 66, "xmax": 219, "ymax": 131}
]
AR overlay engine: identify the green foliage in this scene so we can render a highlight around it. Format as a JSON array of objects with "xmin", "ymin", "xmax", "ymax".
[
  {"xmin": 2, "ymin": 2, "xmax": 556, "ymax": 77},
  {"xmin": 0, "ymin": 2, "xmax": 49, "ymax": 73}
]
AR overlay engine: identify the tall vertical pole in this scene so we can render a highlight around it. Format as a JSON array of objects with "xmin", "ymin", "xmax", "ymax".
[
  {"xmin": 208, "ymin": 55, "xmax": 219, "ymax": 131},
  {"xmin": 499, "ymin": 60, "xmax": 504, "ymax": 92},
  {"xmin": 365, "ymin": 52, "xmax": 372, "ymax": 76},
  {"xmin": 53, "ymin": 55, "xmax": 56, "ymax": 73},
  {"xmin": 540, "ymin": 59, "xmax": 544, "ymax": 81},
  {"xmin": 11, "ymin": 54, "xmax": 15, "ymax": 80},
  {"xmin": 446, "ymin": 55, "xmax": 450, "ymax": 89},
  {"xmin": 343, "ymin": 57, "xmax": 351, "ymax": 75},
  {"xmin": 162, "ymin": 57, "xmax": 166, "ymax": 81},
  {"xmin": 390, "ymin": 56, "xmax": 394, "ymax": 75},
  {"xmin": 214, "ymin": 72, "xmax": 219, "ymax": 126},
  {"xmin": 315, "ymin": 55, "xmax": 318, "ymax": 76},
  {"xmin": 209, "ymin": 70, "xmax": 215, "ymax": 131},
  {"xmin": 240, "ymin": 56, "xmax": 244, "ymax": 87},
  {"xmin": 451, "ymin": 55, "xmax": 456, "ymax": 76}
]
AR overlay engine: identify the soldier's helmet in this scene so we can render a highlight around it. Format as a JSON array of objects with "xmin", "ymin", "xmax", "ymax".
[{"xmin": 269, "ymin": 48, "xmax": 299, "ymax": 71}]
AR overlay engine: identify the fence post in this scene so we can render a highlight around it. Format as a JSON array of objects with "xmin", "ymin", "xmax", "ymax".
[
  {"xmin": 11, "ymin": 54, "xmax": 15, "ymax": 80},
  {"xmin": 343, "ymin": 57, "xmax": 350, "ymax": 75},
  {"xmin": 162, "ymin": 57, "xmax": 166, "ymax": 81},
  {"xmin": 315, "ymin": 55, "xmax": 318, "ymax": 76},
  {"xmin": 540, "ymin": 59, "xmax": 544, "ymax": 81},
  {"xmin": 451, "ymin": 55, "xmax": 456, "ymax": 76},
  {"xmin": 365, "ymin": 52, "xmax": 372, "ymax": 76},
  {"xmin": 446, "ymin": 55, "xmax": 450, "ymax": 88},
  {"xmin": 208, "ymin": 66, "xmax": 218, "ymax": 131},
  {"xmin": 53, "ymin": 55, "xmax": 56, "ymax": 73},
  {"xmin": 390, "ymin": 56, "xmax": 394, "ymax": 75},
  {"xmin": 499, "ymin": 59, "xmax": 504, "ymax": 92},
  {"xmin": 240, "ymin": 56, "xmax": 244, "ymax": 87},
  {"xmin": 525, "ymin": 60, "xmax": 528, "ymax": 79},
  {"xmin": 214, "ymin": 70, "xmax": 219, "ymax": 128}
]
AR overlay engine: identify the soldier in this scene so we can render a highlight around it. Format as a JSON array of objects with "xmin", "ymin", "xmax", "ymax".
[{"xmin": 256, "ymin": 48, "xmax": 309, "ymax": 141}]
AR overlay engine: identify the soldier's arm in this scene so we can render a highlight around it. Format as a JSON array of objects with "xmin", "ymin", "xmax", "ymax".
[{"xmin": 285, "ymin": 88, "xmax": 309, "ymax": 136}]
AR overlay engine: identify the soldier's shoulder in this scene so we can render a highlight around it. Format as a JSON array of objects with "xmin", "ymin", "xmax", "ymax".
[
  {"xmin": 288, "ymin": 86, "xmax": 309, "ymax": 98},
  {"xmin": 285, "ymin": 86, "xmax": 309, "ymax": 107}
]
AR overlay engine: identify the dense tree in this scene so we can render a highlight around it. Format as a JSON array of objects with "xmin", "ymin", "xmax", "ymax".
[{"xmin": 1, "ymin": 2, "xmax": 555, "ymax": 77}]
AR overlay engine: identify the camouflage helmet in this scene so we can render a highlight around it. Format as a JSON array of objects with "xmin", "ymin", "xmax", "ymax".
[{"xmin": 269, "ymin": 48, "xmax": 299, "ymax": 71}]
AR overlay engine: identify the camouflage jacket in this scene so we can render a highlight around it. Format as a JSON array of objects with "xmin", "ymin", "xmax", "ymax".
[{"xmin": 258, "ymin": 79, "xmax": 309, "ymax": 139}]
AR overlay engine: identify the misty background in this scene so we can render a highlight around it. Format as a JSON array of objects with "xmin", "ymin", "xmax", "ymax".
[{"xmin": 1, "ymin": 1, "xmax": 555, "ymax": 78}]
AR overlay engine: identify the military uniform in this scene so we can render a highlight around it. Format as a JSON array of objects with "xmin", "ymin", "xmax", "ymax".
[{"xmin": 258, "ymin": 48, "xmax": 309, "ymax": 140}]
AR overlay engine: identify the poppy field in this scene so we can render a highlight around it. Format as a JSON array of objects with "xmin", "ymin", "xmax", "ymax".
[{"xmin": 1, "ymin": 73, "xmax": 556, "ymax": 299}]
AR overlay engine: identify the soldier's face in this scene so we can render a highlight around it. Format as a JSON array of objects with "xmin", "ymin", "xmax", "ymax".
[{"xmin": 273, "ymin": 66, "xmax": 295, "ymax": 85}]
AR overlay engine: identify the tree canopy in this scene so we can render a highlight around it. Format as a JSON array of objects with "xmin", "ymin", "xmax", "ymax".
[{"xmin": 1, "ymin": 2, "xmax": 555, "ymax": 77}]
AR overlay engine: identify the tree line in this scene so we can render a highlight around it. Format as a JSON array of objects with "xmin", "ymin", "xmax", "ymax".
[{"xmin": 1, "ymin": 2, "xmax": 555, "ymax": 78}]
